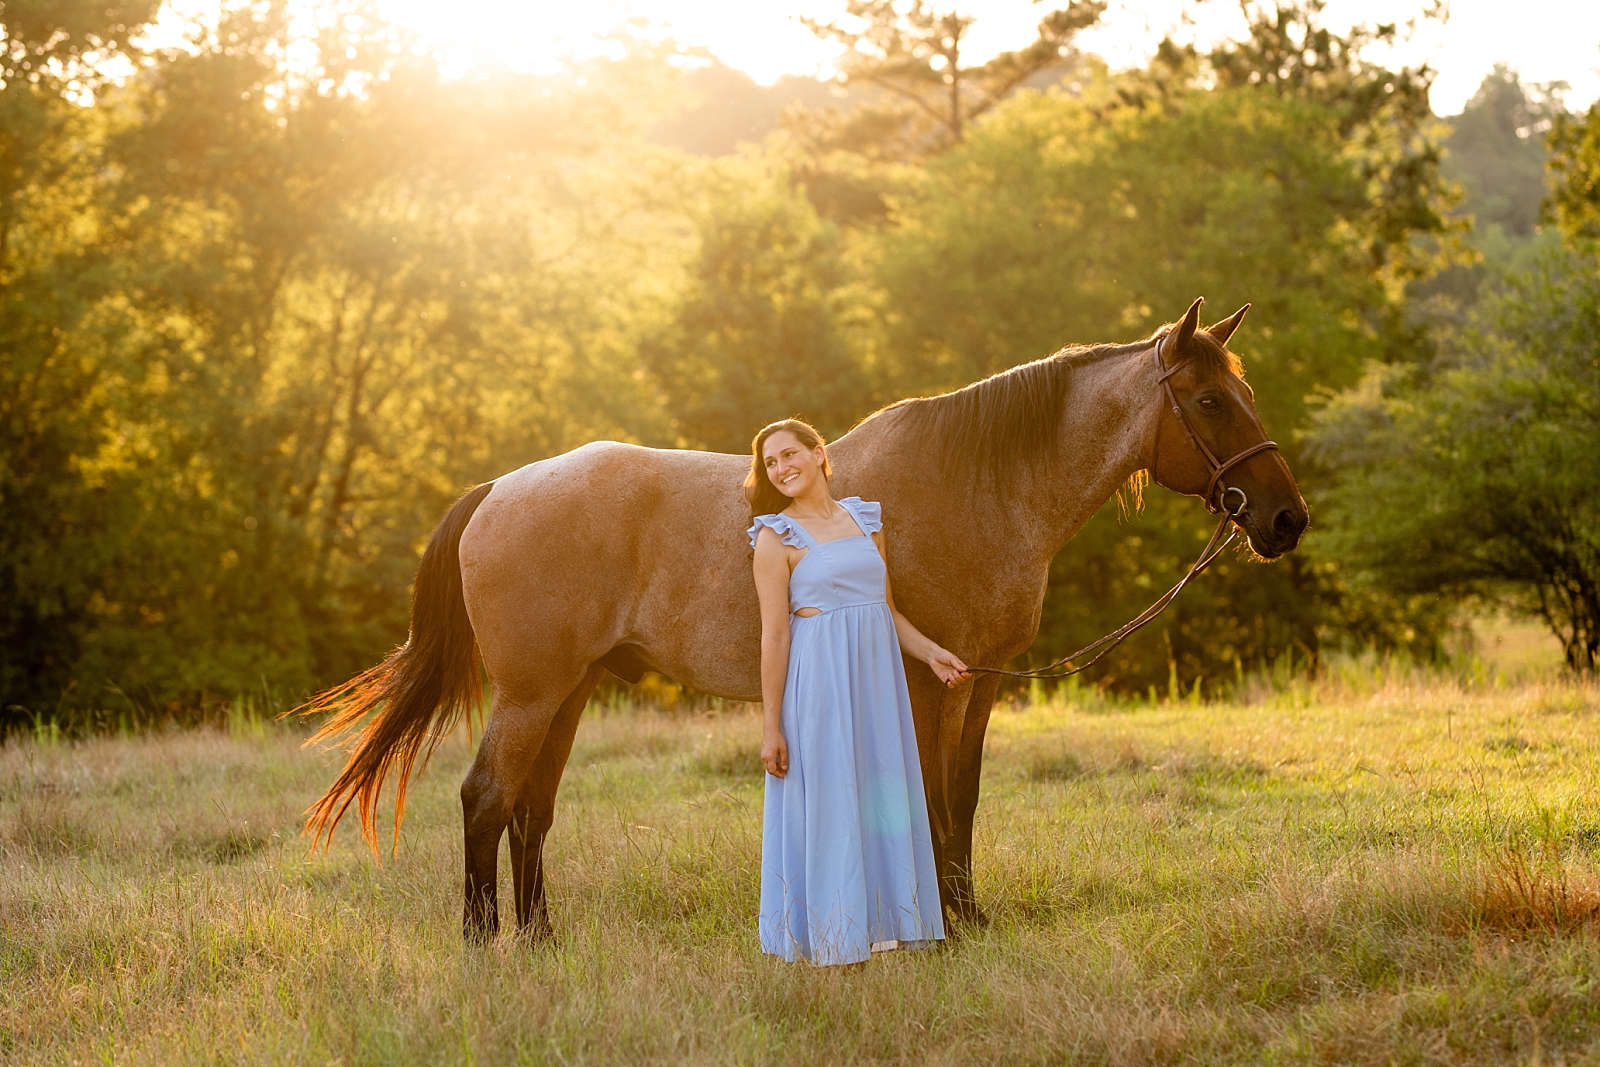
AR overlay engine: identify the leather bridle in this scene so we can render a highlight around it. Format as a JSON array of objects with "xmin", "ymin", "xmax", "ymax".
[
  {"xmin": 1151, "ymin": 328, "xmax": 1280, "ymax": 515},
  {"xmin": 967, "ymin": 329, "xmax": 1280, "ymax": 681}
]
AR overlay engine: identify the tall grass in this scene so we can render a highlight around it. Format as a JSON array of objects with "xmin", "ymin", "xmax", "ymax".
[{"xmin": 2, "ymin": 659, "xmax": 1598, "ymax": 1064}]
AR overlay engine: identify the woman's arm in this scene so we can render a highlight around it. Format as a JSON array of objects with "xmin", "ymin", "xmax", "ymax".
[
  {"xmin": 875, "ymin": 531, "xmax": 970, "ymax": 688},
  {"xmin": 752, "ymin": 527, "xmax": 793, "ymax": 777}
]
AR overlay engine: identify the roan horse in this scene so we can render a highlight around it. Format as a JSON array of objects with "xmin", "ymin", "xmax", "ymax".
[{"xmin": 303, "ymin": 297, "xmax": 1309, "ymax": 940}]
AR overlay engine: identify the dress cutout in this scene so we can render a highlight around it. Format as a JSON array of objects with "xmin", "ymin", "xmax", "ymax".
[{"xmin": 747, "ymin": 496, "xmax": 946, "ymax": 965}]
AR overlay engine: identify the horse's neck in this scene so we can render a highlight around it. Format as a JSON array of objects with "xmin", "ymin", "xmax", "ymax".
[
  {"xmin": 1024, "ymin": 344, "xmax": 1160, "ymax": 558},
  {"xmin": 837, "ymin": 343, "xmax": 1159, "ymax": 567}
]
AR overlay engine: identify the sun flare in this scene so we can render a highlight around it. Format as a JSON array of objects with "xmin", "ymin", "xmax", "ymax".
[{"xmin": 138, "ymin": 0, "xmax": 1600, "ymax": 114}]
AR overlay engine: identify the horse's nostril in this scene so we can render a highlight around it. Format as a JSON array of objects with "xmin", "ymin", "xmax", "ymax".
[{"xmin": 1272, "ymin": 507, "xmax": 1306, "ymax": 544}]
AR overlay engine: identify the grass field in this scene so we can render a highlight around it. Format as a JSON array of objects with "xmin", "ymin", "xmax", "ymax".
[{"xmin": 4, "ymin": 659, "xmax": 1600, "ymax": 1065}]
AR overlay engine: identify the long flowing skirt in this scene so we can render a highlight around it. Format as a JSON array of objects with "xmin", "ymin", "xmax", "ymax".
[{"xmin": 759, "ymin": 601, "xmax": 946, "ymax": 965}]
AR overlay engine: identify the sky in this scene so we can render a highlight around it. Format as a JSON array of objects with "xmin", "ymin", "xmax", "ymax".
[{"xmin": 146, "ymin": 0, "xmax": 1600, "ymax": 116}]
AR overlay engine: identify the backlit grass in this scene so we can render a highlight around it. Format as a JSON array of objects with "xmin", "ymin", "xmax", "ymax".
[{"xmin": 4, "ymin": 663, "xmax": 1599, "ymax": 1065}]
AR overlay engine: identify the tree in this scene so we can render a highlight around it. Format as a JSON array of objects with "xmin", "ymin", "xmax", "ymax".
[
  {"xmin": 1547, "ymin": 94, "xmax": 1600, "ymax": 243},
  {"xmin": 1413, "ymin": 67, "xmax": 1567, "ymax": 316},
  {"xmin": 1308, "ymin": 249, "xmax": 1600, "ymax": 670},
  {"xmin": 1298, "ymin": 84, "xmax": 1600, "ymax": 673},
  {"xmin": 1207, "ymin": 1, "xmax": 1456, "ymax": 286},
  {"xmin": 780, "ymin": 1, "xmax": 1103, "ymax": 226},
  {"xmin": 870, "ymin": 3, "xmax": 1458, "ymax": 690},
  {"xmin": 1, "ymin": 5, "xmax": 684, "ymax": 721},
  {"xmin": 801, "ymin": 0, "xmax": 1104, "ymax": 152},
  {"xmin": 642, "ymin": 160, "xmax": 876, "ymax": 453},
  {"xmin": 0, "ymin": 0, "xmax": 163, "ymax": 713},
  {"xmin": 1445, "ymin": 65, "xmax": 1563, "ymax": 239}
]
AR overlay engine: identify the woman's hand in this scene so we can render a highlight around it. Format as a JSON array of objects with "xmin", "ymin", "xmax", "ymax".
[
  {"xmin": 762, "ymin": 729, "xmax": 790, "ymax": 778},
  {"xmin": 927, "ymin": 646, "xmax": 970, "ymax": 688}
]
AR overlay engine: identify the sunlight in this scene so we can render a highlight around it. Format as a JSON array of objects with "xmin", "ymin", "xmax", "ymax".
[{"xmin": 136, "ymin": 0, "xmax": 1600, "ymax": 114}]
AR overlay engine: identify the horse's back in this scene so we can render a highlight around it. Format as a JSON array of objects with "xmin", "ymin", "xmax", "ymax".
[{"xmin": 460, "ymin": 442, "xmax": 763, "ymax": 699}]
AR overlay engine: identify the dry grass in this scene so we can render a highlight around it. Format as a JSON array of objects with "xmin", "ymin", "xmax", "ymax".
[{"xmin": 4, "ymin": 665, "xmax": 1600, "ymax": 1065}]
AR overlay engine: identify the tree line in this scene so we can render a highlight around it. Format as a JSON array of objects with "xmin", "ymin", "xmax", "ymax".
[{"xmin": 3, "ymin": 0, "xmax": 1597, "ymax": 727}]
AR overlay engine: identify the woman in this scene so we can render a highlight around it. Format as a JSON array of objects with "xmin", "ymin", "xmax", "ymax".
[{"xmin": 746, "ymin": 418, "xmax": 968, "ymax": 966}]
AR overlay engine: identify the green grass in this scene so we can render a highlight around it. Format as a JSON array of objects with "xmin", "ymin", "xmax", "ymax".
[{"xmin": 4, "ymin": 664, "xmax": 1600, "ymax": 1065}]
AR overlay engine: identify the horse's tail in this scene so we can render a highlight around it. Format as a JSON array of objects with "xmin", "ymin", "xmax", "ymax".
[{"xmin": 299, "ymin": 481, "xmax": 496, "ymax": 855}]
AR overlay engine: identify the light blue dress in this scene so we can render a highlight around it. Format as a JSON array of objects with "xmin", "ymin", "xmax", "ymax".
[{"xmin": 748, "ymin": 496, "xmax": 946, "ymax": 965}]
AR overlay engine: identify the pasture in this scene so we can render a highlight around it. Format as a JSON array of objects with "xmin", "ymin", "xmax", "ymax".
[{"xmin": 4, "ymin": 660, "xmax": 1599, "ymax": 1066}]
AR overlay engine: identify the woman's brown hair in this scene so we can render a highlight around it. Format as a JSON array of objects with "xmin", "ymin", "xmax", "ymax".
[{"xmin": 744, "ymin": 419, "xmax": 831, "ymax": 520}]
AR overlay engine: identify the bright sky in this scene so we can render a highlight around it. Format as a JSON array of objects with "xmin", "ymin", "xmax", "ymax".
[{"xmin": 148, "ymin": 0, "xmax": 1600, "ymax": 115}]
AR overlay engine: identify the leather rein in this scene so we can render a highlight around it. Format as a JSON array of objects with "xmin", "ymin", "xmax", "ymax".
[{"xmin": 968, "ymin": 331, "xmax": 1280, "ymax": 681}]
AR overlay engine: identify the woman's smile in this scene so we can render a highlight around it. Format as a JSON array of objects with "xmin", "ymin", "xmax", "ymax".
[{"xmin": 762, "ymin": 431, "xmax": 828, "ymax": 500}]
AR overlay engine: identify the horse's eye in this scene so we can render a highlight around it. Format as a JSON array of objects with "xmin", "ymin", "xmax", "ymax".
[{"xmin": 1198, "ymin": 397, "xmax": 1221, "ymax": 411}]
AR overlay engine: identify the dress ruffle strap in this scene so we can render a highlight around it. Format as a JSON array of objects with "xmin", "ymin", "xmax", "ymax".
[
  {"xmin": 838, "ymin": 497, "xmax": 883, "ymax": 535},
  {"xmin": 750, "ymin": 501, "xmax": 883, "ymax": 547},
  {"xmin": 749, "ymin": 513, "xmax": 809, "ymax": 550}
]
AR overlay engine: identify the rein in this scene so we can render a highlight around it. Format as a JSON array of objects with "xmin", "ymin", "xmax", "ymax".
[{"xmin": 969, "ymin": 333, "xmax": 1279, "ymax": 681}]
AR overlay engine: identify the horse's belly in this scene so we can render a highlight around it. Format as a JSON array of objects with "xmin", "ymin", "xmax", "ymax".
[
  {"xmin": 637, "ymin": 605, "xmax": 763, "ymax": 701},
  {"xmin": 623, "ymin": 542, "xmax": 763, "ymax": 699}
]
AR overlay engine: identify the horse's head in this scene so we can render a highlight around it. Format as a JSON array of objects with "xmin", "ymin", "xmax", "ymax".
[{"xmin": 1145, "ymin": 297, "xmax": 1309, "ymax": 560}]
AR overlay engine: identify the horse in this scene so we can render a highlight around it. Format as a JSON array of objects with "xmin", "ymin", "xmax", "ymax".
[{"xmin": 301, "ymin": 297, "xmax": 1309, "ymax": 941}]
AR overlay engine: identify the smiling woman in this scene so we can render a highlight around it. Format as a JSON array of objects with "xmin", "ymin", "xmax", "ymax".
[{"xmin": 745, "ymin": 416, "xmax": 965, "ymax": 965}]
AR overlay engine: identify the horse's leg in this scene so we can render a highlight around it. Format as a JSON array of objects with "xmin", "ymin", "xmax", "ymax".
[
  {"xmin": 507, "ymin": 662, "xmax": 604, "ymax": 941},
  {"xmin": 944, "ymin": 673, "xmax": 1002, "ymax": 925},
  {"xmin": 459, "ymin": 667, "xmax": 589, "ymax": 942},
  {"xmin": 904, "ymin": 664, "xmax": 961, "ymax": 921},
  {"xmin": 906, "ymin": 664, "xmax": 1002, "ymax": 927}
]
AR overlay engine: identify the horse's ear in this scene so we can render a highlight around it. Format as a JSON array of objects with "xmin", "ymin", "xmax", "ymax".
[
  {"xmin": 1206, "ymin": 303, "xmax": 1250, "ymax": 346},
  {"xmin": 1174, "ymin": 297, "xmax": 1203, "ymax": 351}
]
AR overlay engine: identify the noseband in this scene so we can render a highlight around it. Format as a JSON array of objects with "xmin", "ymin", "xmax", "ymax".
[
  {"xmin": 1152, "ymin": 330, "xmax": 1280, "ymax": 514},
  {"xmin": 967, "ymin": 330, "xmax": 1281, "ymax": 681}
]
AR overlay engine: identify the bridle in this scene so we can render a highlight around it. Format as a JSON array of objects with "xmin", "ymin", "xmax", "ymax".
[
  {"xmin": 1151, "ymin": 328, "xmax": 1280, "ymax": 515},
  {"xmin": 968, "ymin": 330, "xmax": 1280, "ymax": 681}
]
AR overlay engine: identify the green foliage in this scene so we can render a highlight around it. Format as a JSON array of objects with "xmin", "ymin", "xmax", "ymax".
[
  {"xmin": 1, "ymin": 7, "xmax": 681, "ymax": 720},
  {"xmin": 1445, "ymin": 65, "xmax": 1561, "ymax": 239},
  {"xmin": 877, "ymin": 53, "xmax": 1445, "ymax": 688},
  {"xmin": 1313, "ymin": 82, "xmax": 1600, "ymax": 674},
  {"xmin": 1311, "ymin": 248, "xmax": 1600, "ymax": 670},
  {"xmin": 642, "ymin": 159, "xmax": 875, "ymax": 452},
  {"xmin": 1204, "ymin": 3, "xmax": 1457, "ymax": 285},
  {"xmin": 0, "ymin": 0, "xmax": 165, "ymax": 714},
  {"xmin": 1546, "ymin": 94, "xmax": 1600, "ymax": 244},
  {"xmin": 880, "ymin": 86, "xmax": 1393, "ymax": 417},
  {"xmin": 1416, "ymin": 67, "xmax": 1565, "ymax": 316},
  {"xmin": 0, "ymin": 0, "xmax": 160, "ymax": 83},
  {"xmin": 647, "ymin": 62, "xmax": 840, "ymax": 158}
]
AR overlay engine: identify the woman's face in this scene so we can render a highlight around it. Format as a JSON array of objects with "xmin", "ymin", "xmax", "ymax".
[{"xmin": 762, "ymin": 431, "xmax": 826, "ymax": 500}]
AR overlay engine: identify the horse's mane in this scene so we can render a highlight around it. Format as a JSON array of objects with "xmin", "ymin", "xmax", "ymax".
[{"xmin": 865, "ymin": 324, "xmax": 1242, "ymax": 488}]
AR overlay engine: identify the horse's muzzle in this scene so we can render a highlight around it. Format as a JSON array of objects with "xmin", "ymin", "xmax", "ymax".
[{"xmin": 1245, "ymin": 503, "xmax": 1308, "ymax": 559}]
